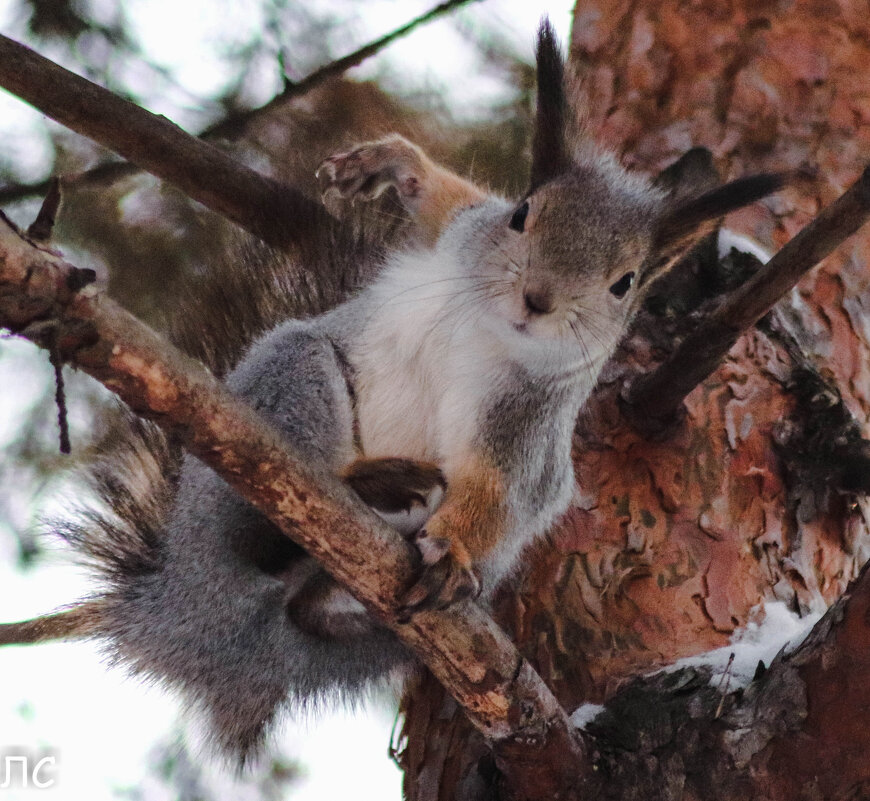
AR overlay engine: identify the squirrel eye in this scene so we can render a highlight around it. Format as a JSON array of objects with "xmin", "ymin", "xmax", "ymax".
[
  {"xmin": 609, "ymin": 272, "xmax": 635, "ymax": 299},
  {"xmin": 509, "ymin": 201, "xmax": 529, "ymax": 232}
]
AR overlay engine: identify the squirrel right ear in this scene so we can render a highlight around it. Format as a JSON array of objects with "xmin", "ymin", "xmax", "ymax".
[
  {"xmin": 638, "ymin": 165, "xmax": 786, "ymax": 288},
  {"xmin": 529, "ymin": 18, "xmax": 571, "ymax": 192},
  {"xmin": 653, "ymin": 147, "xmax": 720, "ymax": 205},
  {"xmin": 653, "ymin": 172, "xmax": 786, "ymax": 258}
]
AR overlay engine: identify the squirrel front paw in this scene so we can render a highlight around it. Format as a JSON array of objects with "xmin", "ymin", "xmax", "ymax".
[
  {"xmin": 341, "ymin": 457, "xmax": 445, "ymax": 539},
  {"xmin": 398, "ymin": 527, "xmax": 481, "ymax": 617},
  {"xmin": 317, "ymin": 135, "xmax": 425, "ymax": 207}
]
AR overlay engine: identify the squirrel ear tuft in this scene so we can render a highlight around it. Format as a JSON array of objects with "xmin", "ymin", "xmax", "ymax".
[
  {"xmin": 529, "ymin": 18, "xmax": 571, "ymax": 192},
  {"xmin": 639, "ymin": 170, "xmax": 786, "ymax": 287}
]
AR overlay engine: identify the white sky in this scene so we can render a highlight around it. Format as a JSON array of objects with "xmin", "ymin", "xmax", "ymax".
[
  {"xmin": 0, "ymin": 2, "xmax": 573, "ymax": 798},
  {"xmin": 0, "ymin": 0, "xmax": 574, "ymax": 182}
]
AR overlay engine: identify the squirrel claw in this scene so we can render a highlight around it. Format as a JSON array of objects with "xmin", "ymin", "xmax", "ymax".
[
  {"xmin": 317, "ymin": 136, "xmax": 423, "ymax": 209},
  {"xmin": 397, "ymin": 551, "xmax": 481, "ymax": 618}
]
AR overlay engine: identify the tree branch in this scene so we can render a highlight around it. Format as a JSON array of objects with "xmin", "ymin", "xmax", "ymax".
[
  {"xmin": 0, "ymin": 212, "xmax": 587, "ymax": 798},
  {"xmin": 0, "ymin": 0, "xmax": 480, "ymax": 205},
  {"xmin": 203, "ymin": 0, "xmax": 482, "ymax": 141},
  {"xmin": 622, "ymin": 166, "xmax": 870, "ymax": 429},
  {"xmin": 0, "ymin": 34, "xmax": 329, "ymax": 250},
  {"xmin": 0, "ymin": 162, "xmax": 140, "ymax": 207},
  {"xmin": 754, "ymin": 559, "xmax": 870, "ymax": 799}
]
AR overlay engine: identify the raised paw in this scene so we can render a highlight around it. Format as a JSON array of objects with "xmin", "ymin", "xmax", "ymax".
[
  {"xmin": 316, "ymin": 135, "xmax": 425, "ymax": 206},
  {"xmin": 398, "ymin": 531, "xmax": 481, "ymax": 618}
]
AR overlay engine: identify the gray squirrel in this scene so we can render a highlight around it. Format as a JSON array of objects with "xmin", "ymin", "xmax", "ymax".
[{"xmin": 0, "ymin": 21, "xmax": 783, "ymax": 760}]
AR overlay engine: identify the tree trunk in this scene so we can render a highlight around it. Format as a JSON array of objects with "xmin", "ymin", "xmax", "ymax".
[{"xmin": 397, "ymin": 2, "xmax": 870, "ymax": 798}]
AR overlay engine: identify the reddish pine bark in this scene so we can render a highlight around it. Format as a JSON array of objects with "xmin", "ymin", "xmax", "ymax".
[{"xmin": 399, "ymin": 2, "xmax": 870, "ymax": 798}]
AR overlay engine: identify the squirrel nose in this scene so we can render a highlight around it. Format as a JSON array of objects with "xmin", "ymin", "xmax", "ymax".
[{"xmin": 523, "ymin": 286, "xmax": 554, "ymax": 316}]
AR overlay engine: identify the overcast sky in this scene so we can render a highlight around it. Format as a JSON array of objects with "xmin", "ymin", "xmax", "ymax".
[{"xmin": 0, "ymin": 0, "xmax": 574, "ymax": 183}]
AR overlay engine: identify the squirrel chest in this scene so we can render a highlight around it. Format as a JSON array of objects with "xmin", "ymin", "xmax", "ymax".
[{"xmin": 347, "ymin": 249, "xmax": 514, "ymax": 474}]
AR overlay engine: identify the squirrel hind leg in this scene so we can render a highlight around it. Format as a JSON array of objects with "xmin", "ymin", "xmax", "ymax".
[
  {"xmin": 285, "ymin": 457, "xmax": 448, "ymax": 639},
  {"xmin": 283, "ymin": 458, "xmax": 448, "ymax": 640},
  {"xmin": 287, "ymin": 571, "xmax": 372, "ymax": 640}
]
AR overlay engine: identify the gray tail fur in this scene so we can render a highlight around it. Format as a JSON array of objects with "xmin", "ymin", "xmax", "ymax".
[{"xmin": 47, "ymin": 410, "xmax": 408, "ymax": 763}]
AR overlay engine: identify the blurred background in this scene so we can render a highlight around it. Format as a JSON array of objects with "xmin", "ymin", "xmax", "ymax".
[{"xmin": 0, "ymin": 0, "xmax": 573, "ymax": 798}]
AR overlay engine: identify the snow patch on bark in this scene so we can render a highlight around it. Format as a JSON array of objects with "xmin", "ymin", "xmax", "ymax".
[
  {"xmin": 717, "ymin": 228, "xmax": 772, "ymax": 263},
  {"xmin": 666, "ymin": 601, "xmax": 823, "ymax": 688},
  {"xmin": 569, "ymin": 703, "xmax": 606, "ymax": 730}
]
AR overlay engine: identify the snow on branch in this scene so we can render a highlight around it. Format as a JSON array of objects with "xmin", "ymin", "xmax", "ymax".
[
  {"xmin": 0, "ymin": 211, "xmax": 587, "ymax": 800},
  {"xmin": 573, "ymin": 561, "xmax": 870, "ymax": 799}
]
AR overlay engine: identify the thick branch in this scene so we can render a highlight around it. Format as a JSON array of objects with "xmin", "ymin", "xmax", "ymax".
[
  {"xmin": 0, "ymin": 35, "xmax": 328, "ymax": 249},
  {"xmin": 755, "ymin": 559, "xmax": 870, "ymax": 799},
  {"xmin": 571, "ymin": 560, "xmax": 870, "ymax": 800},
  {"xmin": 623, "ymin": 166, "xmax": 870, "ymax": 428},
  {"xmin": 0, "ymin": 214, "xmax": 587, "ymax": 797}
]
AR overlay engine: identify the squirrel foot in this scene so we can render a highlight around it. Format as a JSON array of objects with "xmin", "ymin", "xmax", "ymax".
[
  {"xmin": 398, "ymin": 528, "xmax": 481, "ymax": 617},
  {"xmin": 317, "ymin": 135, "xmax": 425, "ymax": 206}
]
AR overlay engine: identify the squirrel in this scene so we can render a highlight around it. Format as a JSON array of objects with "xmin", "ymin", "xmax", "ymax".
[{"xmin": 0, "ymin": 21, "xmax": 784, "ymax": 760}]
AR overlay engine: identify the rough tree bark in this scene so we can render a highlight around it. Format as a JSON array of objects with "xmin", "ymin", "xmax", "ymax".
[{"xmin": 397, "ymin": 2, "xmax": 870, "ymax": 799}]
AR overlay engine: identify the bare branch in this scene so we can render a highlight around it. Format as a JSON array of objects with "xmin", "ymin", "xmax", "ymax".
[
  {"xmin": 0, "ymin": 600, "xmax": 105, "ymax": 645},
  {"xmin": 25, "ymin": 178, "xmax": 62, "ymax": 241},
  {"xmin": 622, "ymin": 166, "xmax": 870, "ymax": 429},
  {"xmin": 0, "ymin": 34, "xmax": 330, "ymax": 250},
  {"xmin": 0, "ymin": 0, "xmax": 481, "ymax": 205},
  {"xmin": 204, "ymin": 0, "xmax": 482, "ymax": 140},
  {"xmin": 0, "ymin": 213, "xmax": 587, "ymax": 798}
]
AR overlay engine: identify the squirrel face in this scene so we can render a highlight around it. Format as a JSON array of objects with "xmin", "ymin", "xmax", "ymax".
[
  {"xmin": 463, "ymin": 19, "xmax": 783, "ymax": 373},
  {"xmin": 469, "ymin": 159, "xmax": 665, "ymax": 370}
]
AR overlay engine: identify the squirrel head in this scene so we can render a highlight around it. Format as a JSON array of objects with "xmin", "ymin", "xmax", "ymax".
[{"xmin": 467, "ymin": 19, "xmax": 783, "ymax": 368}]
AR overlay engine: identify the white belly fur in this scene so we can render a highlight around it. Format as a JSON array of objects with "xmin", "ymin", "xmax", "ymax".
[{"xmin": 350, "ymin": 250, "xmax": 508, "ymax": 472}]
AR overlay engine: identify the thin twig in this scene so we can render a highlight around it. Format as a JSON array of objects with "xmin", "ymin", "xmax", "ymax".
[
  {"xmin": 48, "ymin": 331, "xmax": 71, "ymax": 454},
  {"xmin": 0, "ymin": 163, "xmax": 139, "ymax": 207},
  {"xmin": 26, "ymin": 177, "xmax": 62, "ymax": 241},
  {"xmin": 204, "ymin": 0, "xmax": 482, "ymax": 140},
  {"xmin": 715, "ymin": 652, "xmax": 735, "ymax": 718},
  {"xmin": 622, "ymin": 165, "xmax": 870, "ymax": 429},
  {"xmin": 0, "ymin": 0, "xmax": 481, "ymax": 204}
]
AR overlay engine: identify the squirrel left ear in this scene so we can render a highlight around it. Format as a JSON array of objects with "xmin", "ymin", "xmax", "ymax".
[{"xmin": 529, "ymin": 18, "xmax": 571, "ymax": 192}]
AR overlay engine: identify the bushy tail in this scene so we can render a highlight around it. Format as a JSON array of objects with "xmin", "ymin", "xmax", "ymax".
[
  {"xmin": 10, "ymin": 408, "xmax": 410, "ymax": 763},
  {"xmin": 57, "ymin": 411, "xmax": 174, "ymax": 577},
  {"xmin": 0, "ymin": 411, "xmax": 177, "ymax": 646}
]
